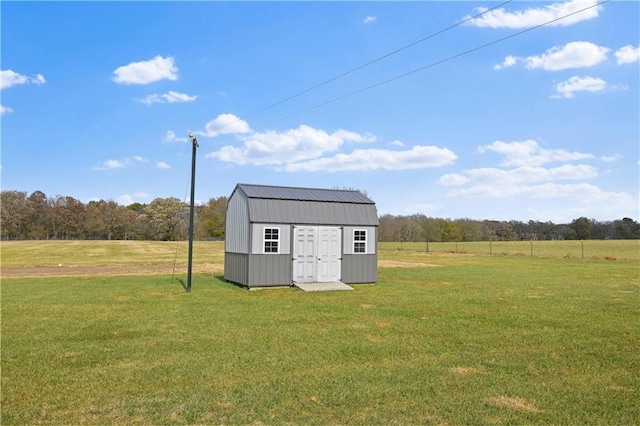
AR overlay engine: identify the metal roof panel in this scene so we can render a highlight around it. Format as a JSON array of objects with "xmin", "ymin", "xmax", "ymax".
[{"xmin": 237, "ymin": 183, "xmax": 374, "ymax": 204}]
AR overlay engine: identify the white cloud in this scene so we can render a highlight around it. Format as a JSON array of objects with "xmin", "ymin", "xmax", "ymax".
[
  {"xmin": 197, "ymin": 113, "xmax": 252, "ymax": 138},
  {"xmin": 163, "ymin": 91, "xmax": 197, "ymax": 103},
  {"xmin": 439, "ymin": 164, "xmax": 598, "ymax": 199},
  {"xmin": 439, "ymin": 173, "xmax": 470, "ymax": 186},
  {"xmin": 205, "ymin": 117, "xmax": 454, "ymax": 173},
  {"xmin": 1, "ymin": 70, "xmax": 46, "ymax": 89},
  {"xmin": 478, "ymin": 140, "xmax": 594, "ymax": 166},
  {"xmin": 139, "ymin": 94, "xmax": 162, "ymax": 105},
  {"xmin": 93, "ymin": 156, "xmax": 149, "ymax": 171},
  {"xmin": 496, "ymin": 42, "xmax": 609, "ymax": 71},
  {"xmin": 443, "ymin": 165, "xmax": 602, "ymax": 199},
  {"xmin": 283, "ymin": 145, "xmax": 457, "ymax": 172},
  {"xmin": 363, "ymin": 16, "xmax": 376, "ymax": 24},
  {"xmin": 526, "ymin": 42, "xmax": 608, "ymax": 71},
  {"xmin": 157, "ymin": 161, "xmax": 171, "ymax": 169},
  {"xmin": 112, "ymin": 55, "xmax": 178, "ymax": 85},
  {"xmin": 390, "ymin": 140, "xmax": 405, "ymax": 147},
  {"xmin": 449, "ymin": 181, "xmax": 631, "ymax": 206},
  {"xmin": 138, "ymin": 90, "xmax": 197, "ymax": 105},
  {"xmin": 529, "ymin": 186, "xmax": 638, "ymax": 222},
  {"xmin": 116, "ymin": 192, "xmax": 149, "ymax": 206},
  {"xmin": 164, "ymin": 130, "xmax": 188, "ymax": 143},
  {"xmin": 615, "ymin": 45, "xmax": 640, "ymax": 65},
  {"xmin": 467, "ymin": 164, "xmax": 598, "ymax": 183},
  {"xmin": 554, "ymin": 75, "xmax": 607, "ymax": 98},
  {"xmin": 464, "ymin": 0, "xmax": 602, "ymax": 29},
  {"xmin": 208, "ymin": 124, "xmax": 375, "ymax": 166},
  {"xmin": 0, "ymin": 105, "xmax": 14, "ymax": 116},
  {"xmin": 494, "ymin": 55, "xmax": 518, "ymax": 70},
  {"xmin": 94, "ymin": 159, "xmax": 126, "ymax": 171},
  {"xmin": 437, "ymin": 139, "xmax": 637, "ymax": 220},
  {"xmin": 601, "ymin": 153, "xmax": 622, "ymax": 162}
]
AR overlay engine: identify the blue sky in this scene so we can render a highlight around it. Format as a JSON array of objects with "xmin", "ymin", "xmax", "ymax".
[{"xmin": 2, "ymin": 0, "xmax": 638, "ymax": 222}]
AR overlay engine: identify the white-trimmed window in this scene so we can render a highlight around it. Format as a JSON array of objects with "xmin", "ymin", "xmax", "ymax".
[
  {"xmin": 353, "ymin": 229, "xmax": 367, "ymax": 254},
  {"xmin": 264, "ymin": 227, "xmax": 279, "ymax": 253}
]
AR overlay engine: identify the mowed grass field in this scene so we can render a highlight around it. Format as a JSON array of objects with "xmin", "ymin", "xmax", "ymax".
[{"xmin": 2, "ymin": 240, "xmax": 639, "ymax": 424}]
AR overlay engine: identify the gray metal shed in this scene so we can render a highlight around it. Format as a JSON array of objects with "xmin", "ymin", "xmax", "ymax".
[{"xmin": 224, "ymin": 183, "xmax": 378, "ymax": 288}]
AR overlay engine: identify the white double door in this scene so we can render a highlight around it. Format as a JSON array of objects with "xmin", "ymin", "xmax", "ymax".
[{"xmin": 293, "ymin": 226, "xmax": 342, "ymax": 283}]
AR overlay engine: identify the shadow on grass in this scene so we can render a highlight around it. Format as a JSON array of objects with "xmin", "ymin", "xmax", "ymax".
[
  {"xmin": 170, "ymin": 274, "xmax": 247, "ymax": 293},
  {"xmin": 174, "ymin": 278, "xmax": 188, "ymax": 292}
]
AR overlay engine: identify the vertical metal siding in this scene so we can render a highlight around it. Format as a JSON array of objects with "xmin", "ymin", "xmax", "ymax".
[
  {"xmin": 225, "ymin": 190, "xmax": 249, "ymax": 254},
  {"xmin": 224, "ymin": 252, "xmax": 249, "ymax": 286},
  {"xmin": 247, "ymin": 254, "xmax": 292, "ymax": 287},
  {"xmin": 342, "ymin": 254, "xmax": 378, "ymax": 283}
]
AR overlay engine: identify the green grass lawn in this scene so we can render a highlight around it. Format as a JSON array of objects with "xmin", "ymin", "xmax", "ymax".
[{"xmin": 2, "ymin": 242, "xmax": 639, "ymax": 424}]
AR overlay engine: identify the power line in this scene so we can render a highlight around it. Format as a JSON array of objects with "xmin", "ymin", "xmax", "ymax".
[
  {"xmin": 263, "ymin": 0, "xmax": 609, "ymax": 126},
  {"xmin": 241, "ymin": 1, "xmax": 513, "ymax": 120},
  {"xmin": 208, "ymin": 1, "xmax": 512, "ymax": 134}
]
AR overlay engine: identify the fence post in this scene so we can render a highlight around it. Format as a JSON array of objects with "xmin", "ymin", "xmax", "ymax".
[{"xmin": 581, "ymin": 239, "xmax": 584, "ymax": 259}]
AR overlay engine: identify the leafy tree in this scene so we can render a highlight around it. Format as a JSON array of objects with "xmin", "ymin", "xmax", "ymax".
[
  {"xmin": 127, "ymin": 202, "xmax": 146, "ymax": 215},
  {"xmin": 569, "ymin": 217, "xmax": 593, "ymax": 240},
  {"xmin": 592, "ymin": 221, "xmax": 614, "ymax": 240},
  {"xmin": 494, "ymin": 222, "xmax": 516, "ymax": 241},
  {"xmin": 438, "ymin": 219, "xmax": 462, "ymax": 242},
  {"xmin": 421, "ymin": 217, "xmax": 441, "ymax": 242},
  {"xmin": 26, "ymin": 190, "xmax": 50, "ymax": 239},
  {"xmin": 118, "ymin": 208, "xmax": 140, "ymax": 240},
  {"xmin": 142, "ymin": 197, "xmax": 188, "ymax": 241},
  {"xmin": 1, "ymin": 190, "xmax": 28, "ymax": 240},
  {"xmin": 614, "ymin": 217, "xmax": 640, "ymax": 239},
  {"xmin": 85, "ymin": 200, "xmax": 138, "ymax": 239},
  {"xmin": 198, "ymin": 196, "xmax": 227, "ymax": 239},
  {"xmin": 455, "ymin": 218, "xmax": 481, "ymax": 242},
  {"xmin": 509, "ymin": 220, "xmax": 529, "ymax": 240},
  {"xmin": 49, "ymin": 195, "xmax": 86, "ymax": 239}
]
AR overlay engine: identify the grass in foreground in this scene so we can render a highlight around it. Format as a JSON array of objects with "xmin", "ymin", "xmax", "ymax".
[{"xmin": 2, "ymin": 253, "xmax": 639, "ymax": 424}]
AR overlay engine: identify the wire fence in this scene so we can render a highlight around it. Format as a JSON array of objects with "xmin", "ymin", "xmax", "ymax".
[{"xmin": 379, "ymin": 240, "xmax": 640, "ymax": 261}]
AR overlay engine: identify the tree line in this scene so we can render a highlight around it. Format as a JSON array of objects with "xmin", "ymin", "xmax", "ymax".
[
  {"xmin": 0, "ymin": 190, "xmax": 226, "ymax": 241},
  {"xmin": 1, "ymin": 189, "xmax": 639, "ymax": 241},
  {"xmin": 378, "ymin": 214, "xmax": 640, "ymax": 242}
]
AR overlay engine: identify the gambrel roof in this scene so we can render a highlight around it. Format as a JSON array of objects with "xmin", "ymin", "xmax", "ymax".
[{"xmin": 231, "ymin": 183, "xmax": 378, "ymax": 226}]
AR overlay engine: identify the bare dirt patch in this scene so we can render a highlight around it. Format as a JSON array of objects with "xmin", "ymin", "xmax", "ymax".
[
  {"xmin": 489, "ymin": 396, "xmax": 542, "ymax": 413},
  {"xmin": 378, "ymin": 260, "xmax": 442, "ymax": 268},
  {"xmin": 1, "ymin": 263, "xmax": 224, "ymax": 279}
]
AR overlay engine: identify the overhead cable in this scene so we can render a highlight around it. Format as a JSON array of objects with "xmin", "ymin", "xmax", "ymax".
[
  {"xmin": 263, "ymin": 0, "xmax": 609, "ymax": 126},
  {"xmin": 209, "ymin": 0, "xmax": 512, "ymax": 134}
]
